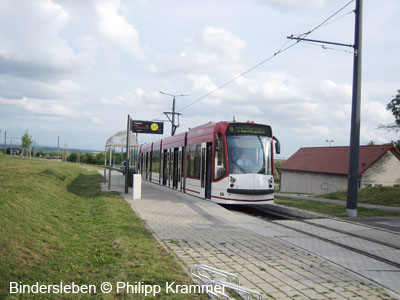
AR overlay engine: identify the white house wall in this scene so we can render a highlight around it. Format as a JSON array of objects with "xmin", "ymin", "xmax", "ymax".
[
  {"xmin": 280, "ymin": 170, "xmax": 348, "ymax": 194},
  {"xmin": 361, "ymin": 151, "xmax": 400, "ymax": 187}
]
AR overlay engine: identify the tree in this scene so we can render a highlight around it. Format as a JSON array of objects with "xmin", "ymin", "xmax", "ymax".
[
  {"xmin": 21, "ymin": 130, "xmax": 33, "ymax": 158},
  {"xmin": 67, "ymin": 152, "xmax": 78, "ymax": 162},
  {"xmin": 380, "ymin": 90, "xmax": 400, "ymax": 149},
  {"xmin": 381, "ymin": 90, "xmax": 400, "ymax": 132}
]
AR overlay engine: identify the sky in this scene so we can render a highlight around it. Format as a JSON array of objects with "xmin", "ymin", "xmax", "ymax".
[{"xmin": 0, "ymin": 0, "xmax": 399, "ymax": 158}]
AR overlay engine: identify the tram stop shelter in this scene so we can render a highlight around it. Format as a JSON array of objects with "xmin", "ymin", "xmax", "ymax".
[{"xmin": 103, "ymin": 130, "xmax": 139, "ymax": 191}]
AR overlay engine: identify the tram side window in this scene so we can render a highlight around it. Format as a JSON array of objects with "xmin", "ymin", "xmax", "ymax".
[
  {"xmin": 194, "ymin": 144, "xmax": 201, "ymax": 179},
  {"xmin": 187, "ymin": 145, "xmax": 195, "ymax": 178},
  {"xmin": 187, "ymin": 144, "xmax": 201, "ymax": 179},
  {"xmin": 152, "ymin": 150, "xmax": 160, "ymax": 173},
  {"xmin": 214, "ymin": 136, "xmax": 226, "ymax": 180}
]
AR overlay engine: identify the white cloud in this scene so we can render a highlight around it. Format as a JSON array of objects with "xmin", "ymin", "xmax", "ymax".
[
  {"xmin": 362, "ymin": 100, "xmax": 394, "ymax": 125},
  {"xmin": 96, "ymin": 0, "xmax": 144, "ymax": 60},
  {"xmin": 84, "ymin": 112, "xmax": 102, "ymax": 125},
  {"xmin": 319, "ymin": 80, "xmax": 352, "ymax": 102},
  {"xmin": 0, "ymin": 96, "xmax": 104, "ymax": 126},
  {"xmin": 188, "ymin": 74, "xmax": 217, "ymax": 94},
  {"xmin": 151, "ymin": 26, "xmax": 246, "ymax": 75},
  {"xmin": 261, "ymin": 0, "xmax": 326, "ymax": 11},
  {"xmin": 101, "ymin": 88, "xmax": 168, "ymax": 113},
  {"xmin": 0, "ymin": 97, "xmax": 78, "ymax": 118},
  {"xmin": 0, "ymin": 0, "xmax": 82, "ymax": 79}
]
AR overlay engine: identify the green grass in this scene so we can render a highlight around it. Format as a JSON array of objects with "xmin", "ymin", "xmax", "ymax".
[
  {"xmin": 0, "ymin": 156, "xmax": 206, "ymax": 299},
  {"xmin": 275, "ymin": 196, "xmax": 400, "ymax": 218},
  {"xmin": 320, "ymin": 187, "xmax": 400, "ymax": 207}
]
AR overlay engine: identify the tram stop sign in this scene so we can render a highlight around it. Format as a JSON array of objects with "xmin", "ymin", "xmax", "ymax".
[{"xmin": 131, "ymin": 120, "xmax": 164, "ymax": 134}]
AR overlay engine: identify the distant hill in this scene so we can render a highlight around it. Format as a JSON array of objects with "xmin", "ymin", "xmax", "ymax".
[{"xmin": 6, "ymin": 144, "xmax": 101, "ymax": 154}]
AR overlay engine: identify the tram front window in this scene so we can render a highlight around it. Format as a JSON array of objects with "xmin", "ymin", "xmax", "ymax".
[{"xmin": 227, "ymin": 135, "xmax": 272, "ymax": 175}]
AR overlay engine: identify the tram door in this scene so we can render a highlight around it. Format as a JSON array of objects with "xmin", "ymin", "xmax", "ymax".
[
  {"xmin": 173, "ymin": 148, "xmax": 179, "ymax": 189},
  {"xmin": 182, "ymin": 147, "xmax": 187, "ymax": 192},
  {"xmin": 178, "ymin": 148, "xmax": 183, "ymax": 191},
  {"xmin": 201, "ymin": 143, "xmax": 212, "ymax": 199},
  {"xmin": 140, "ymin": 153, "xmax": 144, "ymax": 177},
  {"xmin": 167, "ymin": 150, "xmax": 171, "ymax": 188},
  {"xmin": 205, "ymin": 143, "xmax": 212, "ymax": 199},
  {"xmin": 162, "ymin": 150, "xmax": 167, "ymax": 186},
  {"xmin": 145, "ymin": 153, "xmax": 149, "ymax": 180}
]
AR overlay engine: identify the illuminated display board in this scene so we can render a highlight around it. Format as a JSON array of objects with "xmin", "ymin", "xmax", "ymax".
[
  {"xmin": 226, "ymin": 123, "xmax": 272, "ymax": 137},
  {"xmin": 131, "ymin": 120, "xmax": 164, "ymax": 134}
]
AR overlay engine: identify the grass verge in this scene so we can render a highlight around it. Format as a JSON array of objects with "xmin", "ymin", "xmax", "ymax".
[
  {"xmin": 0, "ymin": 156, "xmax": 206, "ymax": 299},
  {"xmin": 275, "ymin": 196, "xmax": 400, "ymax": 218},
  {"xmin": 320, "ymin": 186, "xmax": 400, "ymax": 207}
]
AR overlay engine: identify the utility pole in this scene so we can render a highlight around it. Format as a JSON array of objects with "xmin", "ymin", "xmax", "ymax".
[
  {"xmin": 3, "ymin": 131, "xmax": 6, "ymax": 156},
  {"xmin": 346, "ymin": 0, "xmax": 363, "ymax": 218},
  {"xmin": 288, "ymin": 0, "xmax": 363, "ymax": 217},
  {"xmin": 160, "ymin": 91, "xmax": 189, "ymax": 136},
  {"xmin": 57, "ymin": 136, "xmax": 60, "ymax": 161}
]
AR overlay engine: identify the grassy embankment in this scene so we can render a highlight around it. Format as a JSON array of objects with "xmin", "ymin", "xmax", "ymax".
[{"xmin": 0, "ymin": 156, "xmax": 206, "ymax": 299}]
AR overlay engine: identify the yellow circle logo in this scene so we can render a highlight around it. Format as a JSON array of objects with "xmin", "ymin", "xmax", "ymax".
[{"xmin": 150, "ymin": 123, "xmax": 159, "ymax": 131}]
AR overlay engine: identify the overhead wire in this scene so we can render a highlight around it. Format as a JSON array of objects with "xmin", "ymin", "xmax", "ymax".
[
  {"xmin": 158, "ymin": 0, "xmax": 355, "ymax": 116},
  {"xmin": 301, "ymin": 40, "xmax": 354, "ymax": 54}
]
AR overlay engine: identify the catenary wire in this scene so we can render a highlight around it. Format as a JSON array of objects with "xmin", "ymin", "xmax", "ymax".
[{"xmin": 162, "ymin": 0, "xmax": 355, "ymax": 115}]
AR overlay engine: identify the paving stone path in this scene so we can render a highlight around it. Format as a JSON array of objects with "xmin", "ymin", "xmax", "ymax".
[{"xmin": 121, "ymin": 181, "xmax": 396, "ymax": 300}]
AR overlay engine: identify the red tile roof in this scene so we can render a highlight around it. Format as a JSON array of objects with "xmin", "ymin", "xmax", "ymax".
[{"xmin": 278, "ymin": 145, "xmax": 399, "ymax": 176}]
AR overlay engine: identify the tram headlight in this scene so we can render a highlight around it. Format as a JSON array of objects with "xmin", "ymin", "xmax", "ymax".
[
  {"xmin": 229, "ymin": 176, "xmax": 236, "ymax": 188},
  {"xmin": 268, "ymin": 177, "xmax": 273, "ymax": 188}
]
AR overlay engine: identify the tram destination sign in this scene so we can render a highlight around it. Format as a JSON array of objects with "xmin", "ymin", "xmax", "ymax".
[
  {"xmin": 131, "ymin": 120, "xmax": 164, "ymax": 134},
  {"xmin": 227, "ymin": 123, "xmax": 272, "ymax": 137}
]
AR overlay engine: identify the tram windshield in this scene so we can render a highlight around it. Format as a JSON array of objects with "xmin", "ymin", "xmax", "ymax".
[{"xmin": 227, "ymin": 135, "xmax": 272, "ymax": 175}]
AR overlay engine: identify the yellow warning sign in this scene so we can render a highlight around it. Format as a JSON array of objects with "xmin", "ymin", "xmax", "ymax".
[{"xmin": 151, "ymin": 123, "xmax": 159, "ymax": 131}]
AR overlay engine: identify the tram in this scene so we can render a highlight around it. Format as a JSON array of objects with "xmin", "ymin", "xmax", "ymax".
[{"xmin": 139, "ymin": 121, "xmax": 280, "ymax": 204}]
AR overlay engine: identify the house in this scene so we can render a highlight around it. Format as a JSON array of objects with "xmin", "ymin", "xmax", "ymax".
[{"xmin": 278, "ymin": 145, "xmax": 400, "ymax": 194}]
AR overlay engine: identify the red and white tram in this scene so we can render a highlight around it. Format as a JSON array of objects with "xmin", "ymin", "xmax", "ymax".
[{"xmin": 139, "ymin": 121, "xmax": 280, "ymax": 204}]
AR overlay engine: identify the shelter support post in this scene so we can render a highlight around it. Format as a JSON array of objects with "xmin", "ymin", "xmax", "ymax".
[
  {"xmin": 108, "ymin": 146, "xmax": 112, "ymax": 190},
  {"xmin": 125, "ymin": 115, "xmax": 131, "ymax": 194},
  {"xmin": 103, "ymin": 146, "xmax": 107, "ymax": 184}
]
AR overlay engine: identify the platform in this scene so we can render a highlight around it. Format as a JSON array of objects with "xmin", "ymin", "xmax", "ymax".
[{"xmin": 101, "ymin": 171, "xmax": 400, "ymax": 299}]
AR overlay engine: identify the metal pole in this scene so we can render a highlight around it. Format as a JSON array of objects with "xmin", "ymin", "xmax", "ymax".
[
  {"xmin": 57, "ymin": 136, "xmax": 60, "ymax": 161},
  {"xmin": 104, "ymin": 146, "xmax": 107, "ymax": 184},
  {"xmin": 113, "ymin": 146, "xmax": 115, "ymax": 167},
  {"xmin": 346, "ymin": 0, "xmax": 363, "ymax": 218},
  {"xmin": 4, "ymin": 131, "xmax": 6, "ymax": 156},
  {"xmin": 108, "ymin": 146, "xmax": 112, "ymax": 190},
  {"xmin": 125, "ymin": 114, "xmax": 131, "ymax": 194},
  {"xmin": 171, "ymin": 97, "xmax": 176, "ymax": 136}
]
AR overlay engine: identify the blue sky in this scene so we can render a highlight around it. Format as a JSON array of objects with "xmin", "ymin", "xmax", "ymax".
[{"xmin": 0, "ymin": 0, "xmax": 399, "ymax": 157}]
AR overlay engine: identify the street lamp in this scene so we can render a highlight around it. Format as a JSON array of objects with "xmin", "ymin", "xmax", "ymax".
[
  {"xmin": 326, "ymin": 139, "xmax": 334, "ymax": 147},
  {"xmin": 159, "ymin": 91, "xmax": 189, "ymax": 136}
]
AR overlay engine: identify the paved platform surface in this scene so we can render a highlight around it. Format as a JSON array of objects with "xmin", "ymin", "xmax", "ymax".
[{"xmin": 101, "ymin": 172, "xmax": 399, "ymax": 299}]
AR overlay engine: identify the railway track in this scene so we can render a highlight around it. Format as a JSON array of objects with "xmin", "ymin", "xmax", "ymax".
[{"xmin": 227, "ymin": 205, "xmax": 400, "ymax": 270}]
